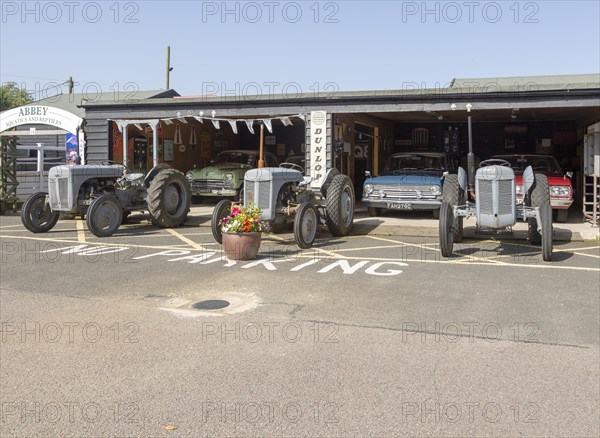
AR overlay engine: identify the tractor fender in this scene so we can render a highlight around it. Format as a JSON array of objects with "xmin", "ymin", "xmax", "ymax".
[
  {"xmin": 144, "ymin": 163, "xmax": 173, "ymax": 188},
  {"xmin": 523, "ymin": 165, "xmax": 535, "ymax": 193},
  {"xmin": 457, "ymin": 167, "xmax": 468, "ymax": 192}
]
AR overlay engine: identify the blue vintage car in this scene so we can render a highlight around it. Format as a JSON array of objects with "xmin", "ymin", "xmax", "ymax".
[{"xmin": 362, "ymin": 152, "xmax": 452, "ymax": 218}]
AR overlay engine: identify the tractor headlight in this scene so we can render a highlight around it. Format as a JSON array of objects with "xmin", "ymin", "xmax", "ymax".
[
  {"xmin": 364, "ymin": 184, "xmax": 373, "ymax": 195},
  {"xmin": 430, "ymin": 185, "xmax": 441, "ymax": 196},
  {"xmin": 550, "ymin": 186, "xmax": 571, "ymax": 197},
  {"xmin": 516, "ymin": 185, "xmax": 524, "ymax": 195}
]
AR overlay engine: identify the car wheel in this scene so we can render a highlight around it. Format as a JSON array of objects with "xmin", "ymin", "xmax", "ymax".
[
  {"xmin": 556, "ymin": 208, "xmax": 568, "ymax": 223},
  {"xmin": 367, "ymin": 207, "xmax": 380, "ymax": 217}
]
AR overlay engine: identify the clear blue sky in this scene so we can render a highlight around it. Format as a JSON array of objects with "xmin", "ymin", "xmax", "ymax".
[{"xmin": 1, "ymin": 1, "xmax": 599, "ymax": 99}]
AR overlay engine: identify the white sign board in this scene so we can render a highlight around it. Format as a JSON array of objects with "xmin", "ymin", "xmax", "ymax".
[
  {"xmin": 0, "ymin": 105, "xmax": 83, "ymax": 134},
  {"xmin": 309, "ymin": 111, "xmax": 327, "ymax": 189}
]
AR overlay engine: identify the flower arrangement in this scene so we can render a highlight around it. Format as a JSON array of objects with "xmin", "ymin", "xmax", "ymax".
[{"xmin": 220, "ymin": 204, "xmax": 267, "ymax": 234}]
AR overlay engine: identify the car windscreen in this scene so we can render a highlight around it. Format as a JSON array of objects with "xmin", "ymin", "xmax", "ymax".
[
  {"xmin": 495, "ymin": 156, "xmax": 561, "ymax": 174},
  {"xmin": 214, "ymin": 152, "xmax": 255, "ymax": 166},
  {"xmin": 384, "ymin": 154, "xmax": 446, "ymax": 172}
]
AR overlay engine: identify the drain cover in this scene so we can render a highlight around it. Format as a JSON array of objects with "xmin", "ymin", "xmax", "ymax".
[{"xmin": 192, "ymin": 300, "xmax": 230, "ymax": 310}]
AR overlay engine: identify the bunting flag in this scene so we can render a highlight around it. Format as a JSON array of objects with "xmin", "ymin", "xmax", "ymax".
[
  {"xmin": 189, "ymin": 126, "xmax": 197, "ymax": 145},
  {"xmin": 174, "ymin": 124, "xmax": 182, "ymax": 144},
  {"xmin": 109, "ymin": 114, "xmax": 305, "ymax": 137},
  {"xmin": 262, "ymin": 119, "xmax": 273, "ymax": 133}
]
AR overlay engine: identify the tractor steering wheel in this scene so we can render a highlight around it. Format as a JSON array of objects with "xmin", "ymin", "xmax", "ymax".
[
  {"xmin": 280, "ymin": 162, "xmax": 304, "ymax": 173},
  {"xmin": 479, "ymin": 158, "xmax": 512, "ymax": 168}
]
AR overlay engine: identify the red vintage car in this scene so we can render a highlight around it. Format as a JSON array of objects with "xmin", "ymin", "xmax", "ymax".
[{"xmin": 493, "ymin": 154, "xmax": 573, "ymax": 222}]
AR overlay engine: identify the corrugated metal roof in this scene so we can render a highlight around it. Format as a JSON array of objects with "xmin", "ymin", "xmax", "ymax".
[
  {"xmin": 31, "ymin": 89, "xmax": 179, "ymax": 117},
  {"xmin": 80, "ymin": 74, "xmax": 600, "ymax": 108},
  {"xmin": 450, "ymin": 73, "xmax": 600, "ymax": 91}
]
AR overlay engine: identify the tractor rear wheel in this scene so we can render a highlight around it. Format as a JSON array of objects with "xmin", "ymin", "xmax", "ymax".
[
  {"xmin": 441, "ymin": 174, "xmax": 464, "ymax": 243},
  {"xmin": 325, "ymin": 174, "xmax": 355, "ymax": 237},
  {"xmin": 212, "ymin": 199, "xmax": 232, "ymax": 244},
  {"xmin": 294, "ymin": 202, "xmax": 318, "ymax": 249},
  {"xmin": 541, "ymin": 202, "xmax": 553, "ymax": 261},
  {"xmin": 147, "ymin": 169, "xmax": 191, "ymax": 228},
  {"xmin": 86, "ymin": 193, "xmax": 122, "ymax": 237},
  {"xmin": 21, "ymin": 192, "xmax": 59, "ymax": 233},
  {"xmin": 439, "ymin": 202, "xmax": 454, "ymax": 257},
  {"xmin": 321, "ymin": 168, "xmax": 340, "ymax": 198},
  {"xmin": 527, "ymin": 174, "xmax": 550, "ymax": 245}
]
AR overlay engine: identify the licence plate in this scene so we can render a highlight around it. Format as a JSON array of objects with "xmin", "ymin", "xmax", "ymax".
[{"xmin": 388, "ymin": 202, "xmax": 412, "ymax": 210}]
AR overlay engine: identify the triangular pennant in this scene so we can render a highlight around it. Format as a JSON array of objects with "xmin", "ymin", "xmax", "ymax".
[
  {"xmin": 193, "ymin": 116, "xmax": 204, "ymax": 124},
  {"xmin": 245, "ymin": 120, "xmax": 255, "ymax": 134},
  {"xmin": 189, "ymin": 126, "xmax": 197, "ymax": 145},
  {"xmin": 174, "ymin": 124, "xmax": 182, "ymax": 144},
  {"xmin": 281, "ymin": 117, "xmax": 293, "ymax": 127},
  {"xmin": 262, "ymin": 119, "xmax": 273, "ymax": 133},
  {"xmin": 228, "ymin": 120, "xmax": 238, "ymax": 134},
  {"xmin": 212, "ymin": 120, "xmax": 221, "ymax": 130}
]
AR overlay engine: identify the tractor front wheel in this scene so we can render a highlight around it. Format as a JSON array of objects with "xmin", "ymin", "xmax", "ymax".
[
  {"xmin": 528, "ymin": 174, "xmax": 550, "ymax": 245},
  {"xmin": 541, "ymin": 202, "xmax": 553, "ymax": 261},
  {"xmin": 439, "ymin": 202, "xmax": 454, "ymax": 257},
  {"xmin": 441, "ymin": 174, "xmax": 464, "ymax": 242},
  {"xmin": 147, "ymin": 169, "xmax": 191, "ymax": 228},
  {"xmin": 21, "ymin": 192, "xmax": 59, "ymax": 233},
  {"xmin": 325, "ymin": 174, "xmax": 355, "ymax": 236},
  {"xmin": 86, "ymin": 193, "xmax": 122, "ymax": 237},
  {"xmin": 294, "ymin": 202, "xmax": 318, "ymax": 249},
  {"xmin": 212, "ymin": 199, "xmax": 232, "ymax": 244}
]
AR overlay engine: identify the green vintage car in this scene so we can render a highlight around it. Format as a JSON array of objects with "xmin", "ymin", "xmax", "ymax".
[{"xmin": 186, "ymin": 150, "xmax": 279, "ymax": 200}]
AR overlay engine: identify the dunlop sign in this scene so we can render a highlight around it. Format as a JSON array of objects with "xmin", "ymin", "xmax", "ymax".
[
  {"xmin": 309, "ymin": 111, "xmax": 327, "ymax": 189},
  {"xmin": 0, "ymin": 105, "xmax": 83, "ymax": 135}
]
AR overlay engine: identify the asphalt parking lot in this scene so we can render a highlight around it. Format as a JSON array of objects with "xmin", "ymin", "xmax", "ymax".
[{"xmin": 1, "ymin": 211, "xmax": 599, "ymax": 437}]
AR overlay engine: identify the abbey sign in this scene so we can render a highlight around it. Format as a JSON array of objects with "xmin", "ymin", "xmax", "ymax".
[{"xmin": 0, "ymin": 105, "xmax": 83, "ymax": 135}]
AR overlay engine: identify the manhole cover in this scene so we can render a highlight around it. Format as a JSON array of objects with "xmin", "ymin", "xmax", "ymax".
[{"xmin": 192, "ymin": 300, "xmax": 230, "ymax": 310}]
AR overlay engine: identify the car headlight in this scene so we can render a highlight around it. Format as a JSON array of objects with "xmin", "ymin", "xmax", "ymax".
[
  {"xmin": 225, "ymin": 173, "xmax": 234, "ymax": 181},
  {"xmin": 185, "ymin": 171, "xmax": 193, "ymax": 181},
  {"xmin": 516, "ymin": 185, "xmax": 524, "ymax": 195},
  {"xmin": 550, "ymin": 186, "xmax": 571, "ymax": 197},
  {"xmin": 430, "ymin": 185, "xmax": 441, "ymax": 196},
  {"xmin": 364, "ymin": 184, "xmax": 373, "ymax": 195}
]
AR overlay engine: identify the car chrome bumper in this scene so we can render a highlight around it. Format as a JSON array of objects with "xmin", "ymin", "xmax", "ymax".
[
  {"xmin": 362, "ymin": 198, "xmax": 442, "ymax": 210},
  {"xmin": 516, "ymin": 196, "xmax": 573, "ymax": 209}
]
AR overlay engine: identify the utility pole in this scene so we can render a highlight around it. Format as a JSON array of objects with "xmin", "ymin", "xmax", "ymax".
[
  {"xmin": 166, "ymin": 46, "xmax": 173, "ymax": 89},
  {"xmin": 67, "ymin": 76, "xmax": 73, "ymax": 94}
]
